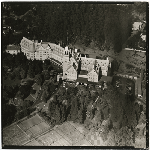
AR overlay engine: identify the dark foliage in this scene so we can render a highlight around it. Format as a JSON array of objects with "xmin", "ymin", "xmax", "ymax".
[{"xmin": 2, "ymin": 104, "xmax": 17, "ymax": 127}]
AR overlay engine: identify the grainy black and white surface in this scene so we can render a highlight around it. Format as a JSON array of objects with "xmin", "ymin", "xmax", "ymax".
[{"xmin": 2, "ymin": 2, "xmax": 147, "ymax": 149}]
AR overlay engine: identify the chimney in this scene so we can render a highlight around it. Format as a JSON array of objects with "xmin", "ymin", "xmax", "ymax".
[
  {"xmin": 41, "ymin": 40, "xmax": 42, "ymax": 43},
  {"xmin": 85, "ymin": 54, "xmax": 86, "ymax": 59},
  {"xmin": 80, "ymin": 54, "xmax": 81, "ymax": 58},
  {"xmin": 93, "ymin": 64, "xmax": 95, "ymax": 69},
  {"xmin": 65, "ymin": 46, "xmax": 68, "ymax": 51}
]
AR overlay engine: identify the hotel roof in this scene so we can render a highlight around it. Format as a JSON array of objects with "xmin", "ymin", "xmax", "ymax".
[
  {"xmin": 6, "ymin": 44, "xmax": 20, "ymax": 50},
  {"xmin": 24, "ymin": 94, "xmax": 36, "ymax": 101},
  {"xmin": 32, "ymin": 83, "xmax": 41, "ymax": 91},
  {"xmin": 41, "ymin": 42, "xmax": 49, "ymax": 49},
  {"xmin": 80, "ymin": 70, "xmax": 88, "ymax": 75},
  {"xmin": 76, "ymin": 77, "xmax": 88, "ymax": 84}
]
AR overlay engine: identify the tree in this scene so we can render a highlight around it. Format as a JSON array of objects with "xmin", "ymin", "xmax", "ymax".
[
  {"xmin": 41, "ymin": 91, "xmax": 48, "ymax": 103},
  {"xmin": 70, "ymin": 97, "xmax": 78, "ymax": 122},
  {"xmin": 3, "ymin": 53, "xmax": 14, "ymax": 68},
  {"xmin": 60, "ymin": 104, "xmax": 65, "ymax": 123},
  {"xmin": 77, "ymin": 108, "xmax": 83, "ymax": 124},
  {"xmin": 102, "ymin": 105, "xmax": 109, "ymax": 120},
  {"xmin": 48, "ymin": 65, "xmax": 54, "ymax": 72},
  {"xmin": 19, "ymin": 85, "xmax": 31, "ymax": 99},
  {"xmin": 124, "ymin": 101, "xmax": 138, "ymax": 129},
  {"xmin": 2, "ymin": 104, "xmax": 17, "ymax": 127},
  {"xmin": 35, "ymin": 74, "xmax": 44, "ymax": 86},
  {"xmin": 115, "ymin": 126, "xmax": 134, "ymax": 146},
  {"xmin": 20, "ymin": 68, "xmax": 27, "ymax": 79},
  {"xmin": 48, "ymin": 101, "xmax": 56, "ymax": 119},
  {"xmin": 27, "ymin": 64, "xmax": 35, "ymax": 78},
  {"xmin": 107, "ymin": 129, "xmax": 116, "ymax": 146},
  {"xmin": 43, "ymin": 63, "xmax": 48, "ymax": 71},
  {"xmin": 4, "ymin": 85, "xmax": 19, "ymax": 99},
  {"xmin": 14, "ymin": 52, "xmax": 27, "ymax": 67},
  {"xmin": 33, "ymin": 60, "xmax": 43, "ymax": 75},
  {"xmin": 43, "ymin": 70, "xmax": 50, "ymax": 80},
  {"xmin": 30, "ymin": 88, "xmax": 36, "ymax": 94},
  {"xmin": 54, "ymin": 105, "xmax": 61, "ymax": 124}
]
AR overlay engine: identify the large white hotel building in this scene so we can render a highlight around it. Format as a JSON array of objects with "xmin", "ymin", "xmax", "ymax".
[{"xmin": 20, "ymin": 37, "xmax": 111, "ymax": 82}]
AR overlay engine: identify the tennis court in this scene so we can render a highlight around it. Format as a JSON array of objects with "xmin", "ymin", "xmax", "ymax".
[
  {"xmin": 56, "ymin": 138, "xmax": 71, "ymax": 146},
  {"xmin": 51, "ymin": 138, "xmax": 71, "ymax": 146},
  {"xmin": 12, "ymin": 133, "xmax": 29, "ymax": 145},
  {"xmin": 3, "ymin": 124, "xmax": 29, "ymax": 146},
  {"xmin": 25, "ymin": 139, "xmax": 41, "ymax": 146},
  {"xmin": 18, "ymin": 114, "xmax": 43, "ymax": 131},
  {"xmin": 3, "ymin": 124, "xmax": 23, "ymax": 137},
  {"xmin": 36, "ymin": 132, "xmax": 55, "ymax": 146},
  {"xmin": 57, "ymin": 122, "xmax": 76, "ymax": 134},
  {"xmin": 68, "ymin": 121, "xmax": 89, "ymax": 135},
  {"xmin": 54, "ymin": 127, "xmax": 73, "ymax": 144},
  {"xmin": 73, "ymin": 139, "xmax": 93, "ymax": 146},
  {"xmin": 47, "ymin": 130, "xmax": 63, "ymax": 142}
]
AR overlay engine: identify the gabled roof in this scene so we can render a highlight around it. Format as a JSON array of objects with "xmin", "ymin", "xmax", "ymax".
[
  {"xmin": 87, "ymin": 68, "xmax": 98, "ymax": 76},
  {"xmin": 76, "ymin": 77, "xmax": 88, "ymax": 83},
  {"xmin": 66, "ymin": 65, "xmax": 77, "ymax": 73},
  {"xmin": 20, "ymin": 37, "xmax": 34, "ymax": 50},
  {"xmin": 41, "ymin": 42, "xmax": 49, "ymax": 49},
  {"xmin": 80, "ymin": 70, "xmax": 88, "ymax": 75},
  {"xmin": 88, "ymin": 53, "xmax": 97, "ymax": 59},
  {"xmin": 32, "ymin": 83, "xmax": 41, "ymax": 91},
  {"xmin": 24, "ymin": 94, "xmax": 36, "ymax": 101},
  {"xmin": 36, "ymin": 45, "xmax": 45, "ymax": 51},
  {"xmin": 95, "ymin": 59, "xmax": 109, "ymax": 67},
  {"xmin": 6, "ymin": 44, "xmax": 20, "ymax": 50}
]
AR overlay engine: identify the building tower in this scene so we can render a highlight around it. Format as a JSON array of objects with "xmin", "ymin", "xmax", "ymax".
[
  {"xmin": 63, "ymin": 46, "xmax": 70, "ymax": 79},
  {"xmin": 29, "ymin": 42, "xmax": 35, "ymax": 60}
]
